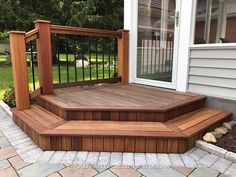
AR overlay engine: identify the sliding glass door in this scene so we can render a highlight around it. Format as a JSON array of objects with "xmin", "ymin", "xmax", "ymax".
[{"xmin": 136, "ymin": 0, "xmax": 181, "ymax": 89}]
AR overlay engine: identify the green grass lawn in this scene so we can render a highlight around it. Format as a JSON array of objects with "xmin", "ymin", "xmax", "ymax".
[{"xmin": 0, "ymin": 54, "xmax": 116, "ymax": 100}]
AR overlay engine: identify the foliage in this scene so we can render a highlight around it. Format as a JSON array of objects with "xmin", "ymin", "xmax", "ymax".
[
  {"xmin": 3, "ymin": 85, "xmax": 16, "ymax": 108},
  {"xmin": 0, "ymin": 32, "xmax": 9, "ymax": 40},
  {"xmin": 0, "ymin": 0, "xmax": 124, "ymax": 32}
]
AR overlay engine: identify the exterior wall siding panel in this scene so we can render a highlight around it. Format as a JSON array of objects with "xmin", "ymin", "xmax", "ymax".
[{"xmin": 188, "ymin": 46, "xmax": 236, "ymax": 101}]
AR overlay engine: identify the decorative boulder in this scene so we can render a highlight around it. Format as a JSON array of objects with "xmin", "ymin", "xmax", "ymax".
[
  {"xmin": 211, "ymin": 131, "xmax": 223, "ymax": 139},
  {"xmin": 214, "ymin": 127, "xmax": 228, "ymax": 135},
  {"xmin": 229, "ymin": 120, "xmax": 236, "ymax": 126},
  {"xmin": 203, "ymin": 132, "xmax": 217, "ymax": 143},
  {"xmin": 223, "ymin": 122, "xmax": 232, "ymax": 130}
]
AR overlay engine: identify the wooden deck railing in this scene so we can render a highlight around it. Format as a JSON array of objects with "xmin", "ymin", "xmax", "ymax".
[{"xmin": 9, "ymin": 20, "xmax": 129, "ymax": 110}]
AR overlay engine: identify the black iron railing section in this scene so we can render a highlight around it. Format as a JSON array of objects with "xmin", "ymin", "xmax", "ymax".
[
  {"xmin": 52, "ymin": 34, "xmax": 118, "ymax": 84},
  {"xmin": 26, "ymin": 41, "xmax": 39, "ymax": 91}
]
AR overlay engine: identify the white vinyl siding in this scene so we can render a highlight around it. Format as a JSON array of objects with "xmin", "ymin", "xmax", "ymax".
[{"xmin": 188, "ymin": 45, "xmax": 236, "ymax": 100}]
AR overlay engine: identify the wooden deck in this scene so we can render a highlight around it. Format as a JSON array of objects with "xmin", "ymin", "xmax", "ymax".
[
  {"xmin": 11, "ymin": 83, "xmax": 232, "ymax": 153},
  {"xmin": 37, "ymin": 84, "xmax": 206, "ymax": 121}
]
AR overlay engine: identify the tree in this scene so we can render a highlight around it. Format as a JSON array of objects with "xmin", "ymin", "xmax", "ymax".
[{"xmin": 0, "ymin": 0, "xmax": 124, "ymax": 32}]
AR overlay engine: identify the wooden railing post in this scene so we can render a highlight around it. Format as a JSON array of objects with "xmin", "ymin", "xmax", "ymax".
[
  {"xmin": 118, "ymin": 30, "xmax": 129, "ymax": 84},
  {"xmin": 9, "ymin": 31, "xmax": 30, "ymax": 110},
  {"xmin": 34, "ymin": 20, "xmax": 53, "ymax": 94}
]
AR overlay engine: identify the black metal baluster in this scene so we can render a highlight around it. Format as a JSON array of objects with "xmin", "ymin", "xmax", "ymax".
[
  {"xmin": 108, "ymin": 40, "xmax": 111, "ymax": 78},
  {"xmin": 73, "ymin": 37, "xmax": 78, "ymax": 81},
  {"xmin": 57, "ymin": 35, "xmax": 61, "ymax": 83},
  {"xmin": 96, "ymin": 38, "xmax": 98, "ymax": 80},
  {"xmin": 30, "ymin": 42, "xmax": 36, "ymax": 90},
  {"xmin": 66, "ymin": 37, "xmax": 70, "ymax": 82},
  {"xmin": 81, "ymin": 36, "xmax": 85, "ymax": 81},
  {"xmin": 102, "ymin": 39, "xmax": 105, "ymax": 79},
  {"xmin": 89, "ymin": 37, "xmax": 92, "ymax": 80}
]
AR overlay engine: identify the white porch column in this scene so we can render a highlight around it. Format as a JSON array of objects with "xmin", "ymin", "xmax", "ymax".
[
  {"xmin": 204, "ymin": 0, "xmax": 212, "ymax": 43},
  {"xmin": 216, "ymin": 0, "xmax": 228, "ymax": 43},
  {"xmin": 161, "ymin": 0, "xmax": 169, "ymax": 48},
  {"xmin": 124, "ymin": 0, "xmax": 137, "ymax": 83},
  {"xmin": 176, "ymin": 0, "xmax": 197, "ymax": 92}
]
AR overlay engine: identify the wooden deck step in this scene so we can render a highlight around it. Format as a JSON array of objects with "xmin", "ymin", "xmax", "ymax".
[
  {"xmin": 37, "ymin": 84, "xmax": 206, "ymax": 121},
  {"xmin": 11, "ymin": 105, "xmax": 232, "ymax": 153}
]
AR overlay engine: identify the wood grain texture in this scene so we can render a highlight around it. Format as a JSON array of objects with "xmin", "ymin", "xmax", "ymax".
[
  {"xmin": 9, "ymin": 31, "xmax": 30, "ymax": 110},
  {"xmin": 34, "ymin": 20, "xmax": 53, "ymax": 95},
  {"xmin": 50, "ymin": 25, "xmax": 122, "ymax": 38},
  {"xmin": 118, "ymin": 30, "xmax": 129, "ymax": 84},
  {"xmin": 37, "ymin": 84, "xmax": 206, "ymax": 121}
]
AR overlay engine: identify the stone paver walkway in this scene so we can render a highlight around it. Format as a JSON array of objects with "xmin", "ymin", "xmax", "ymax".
[{"xmin": 0, "ymin": 106, "xmax": 236, "ymax": 177}]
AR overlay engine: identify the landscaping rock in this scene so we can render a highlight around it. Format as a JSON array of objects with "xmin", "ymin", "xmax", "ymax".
[
  {"xmin": 211, "ymin": 131, "xmax": 223, "ymax": 139},
  {"xmin": 222, "ymin": 122, "xmax": 232, "ymax": 130},
  {"xmin": 203, "ymin": 133, "xmax": 217, "ymax": 143},
  {"xmin": 214, "ymin": 127, "xmax": 228, "ymax": 135}
]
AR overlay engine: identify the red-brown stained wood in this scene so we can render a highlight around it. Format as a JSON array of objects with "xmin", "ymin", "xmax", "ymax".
[
  {"xmin": 38, "ymin": 136, "xmax": 51, "ymax": 150},
  {"xmin": 9, "ymin": 31, "xmax": 30, "ymax": 110},
  {"xmin": 118, "ymin": 30, "xmax": 129, "ymax": 84},
  {"xmin": 82, "ymin": 138, "xmax": 93, "ymax": 151},
  {"xmin": 167, "ymin": 139, "xmax": 179, "ymax": 152},
  {"xmin": 114, "ymin": 138, "xmax": 125, "ymax": 151},
  {"xmin": 128, "ymin": 112, "xmax": 137, "ymax": 121},
  {"xmin": 50, "ymin": 137, "xmax": 62, "ymax": 150},
  {"xmin": 92, "ymin": 112, "xmax": 102, "ymax": 120},
  {"xmin": 50, "ymin": 25, "xmax": 122, "ymax": 38},
  {"xmin": 125, "ymin": 138, "xmax": 135, "ymax": 152},
  {"xmin": 103, "ymin": 138, "xmax": 114, "ymax": 152},
  {"xmin": 93, "ymin": 138, "xmax": 104, "ymax": 151},
  {"xmin": 146, "ymin": 139, "xmax": 157, "ymax": 153},
  {"xmin": 110, "ymin": 112, "xmax": 120, "ymax": 121},
  {"xmin": 71, "ymin": 137, "xmax": 82, "ymax": 150},
  {"xmin": 178, "ymin": 140, "xmax": 189, "ymax": 153},
  {"xmin": 84, "ymin": 112, "xmax": 93, "ymax": 120},
  {"xmin": 62, "ymin": 137, "xmax": 72, "ymax": 150},
  {"xmin": 135, "ymin": 138, "xmax": 146, "ymax": 152},
  {"xmin": 156, "ymin": 139, "xmax": 168, "ymax": 153},
  {"xmin": 119, "ymin": 112, "xmax": 129, "ymax": 121},
  {"xmin": 34, "ymin": 20, "xmax": 53, "ymax": 95}
]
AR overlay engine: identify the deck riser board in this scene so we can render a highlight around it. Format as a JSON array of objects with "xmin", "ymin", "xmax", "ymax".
[
  {"xmin": 37, "ymin": 97, "xmax": 205, "ymax": 122},
  {"xmin": 11, "ymin": 106, "xmax": 231, "ymax": 153}
]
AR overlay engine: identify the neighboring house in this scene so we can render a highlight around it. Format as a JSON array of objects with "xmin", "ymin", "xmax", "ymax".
[{"xmin": 124, "ymin": 0, "xmax": 236, "ymax": 119}]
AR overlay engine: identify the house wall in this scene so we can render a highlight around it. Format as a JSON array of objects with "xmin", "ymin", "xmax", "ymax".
[{"xmin": 188, "ymin": 44, "xmax": 236, "ymax": 119}]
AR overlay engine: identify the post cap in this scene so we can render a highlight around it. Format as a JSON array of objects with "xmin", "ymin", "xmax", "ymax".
[
  {"xmin": 8, "ymin": 31, "xmax": 26, "ymax": 34},
  {"xmin": 34, "ymin": 20, "xmax": 51, "ymax": 24}
]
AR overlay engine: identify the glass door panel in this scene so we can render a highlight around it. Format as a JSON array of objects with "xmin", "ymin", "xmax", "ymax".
[{"xmin": 137, "ymin": 0, "xmax": 177, "ymax": 84}]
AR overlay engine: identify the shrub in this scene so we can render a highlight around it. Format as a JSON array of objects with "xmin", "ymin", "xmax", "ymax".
[
  {"xmin": 3, "ymin": 86, "xmax": 16, "ymax": 108},
  {"xmin": 0, "ymin": 32, "xmax": 9, "ymax": 40}
]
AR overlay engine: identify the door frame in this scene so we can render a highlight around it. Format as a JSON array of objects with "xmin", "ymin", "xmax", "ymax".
[{"xmin": 125, "ymin": 0, "xmax": 197, "ymax": 91}]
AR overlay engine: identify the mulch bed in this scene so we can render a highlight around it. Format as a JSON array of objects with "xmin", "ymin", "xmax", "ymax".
[{"xmin": 215, "ymin": 126, "xmax": 236, "ymax": 153}]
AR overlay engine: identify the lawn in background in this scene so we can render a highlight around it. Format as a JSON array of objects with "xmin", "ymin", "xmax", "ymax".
[{"xmin": 0, "ymin": 54, "xmax": 116, "ymax": 99}]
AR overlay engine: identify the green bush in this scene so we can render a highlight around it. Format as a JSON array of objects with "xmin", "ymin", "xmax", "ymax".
[
  {"xmin": 3, "ymin": 86, "xmax": 16, "ymax": 108},
  {"xmin": 0, "ymin": 32, "xmax": 9, "ymax": 40}
]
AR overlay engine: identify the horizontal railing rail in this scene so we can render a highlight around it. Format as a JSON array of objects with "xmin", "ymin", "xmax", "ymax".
[
  {"xmin": 25, "ymin": 28, "xmax": 39, "ymax": 42},
  {"xmin": 10, "ymin": 20, "xmax": 129, "ymax": 110},
  {"xmin": 50, "ymin": 25, "xmax": 122, "ymax": 38}
]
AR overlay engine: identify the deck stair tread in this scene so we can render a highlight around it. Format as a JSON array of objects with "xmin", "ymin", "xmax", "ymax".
[
  {"xmin": 12, "ymin": 105, "xmax": 232, "ymax": 138},
  {"xmin": 37, "ymin": 84, "xmax": 206, "ymax": 122},
  {"xmin": 38, "ymin": 84, "xmax": 206, "ymax": 111}
]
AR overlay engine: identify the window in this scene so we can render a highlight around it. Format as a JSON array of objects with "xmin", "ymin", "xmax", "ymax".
[{"xmin": 194, "ymin": 0, "xmax": 236, "ymax": 44}]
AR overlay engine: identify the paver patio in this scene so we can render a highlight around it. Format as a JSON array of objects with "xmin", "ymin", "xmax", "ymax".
[{"xmin": 0, "ymin": 107, "xmax": 235, "ymax": 177}]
